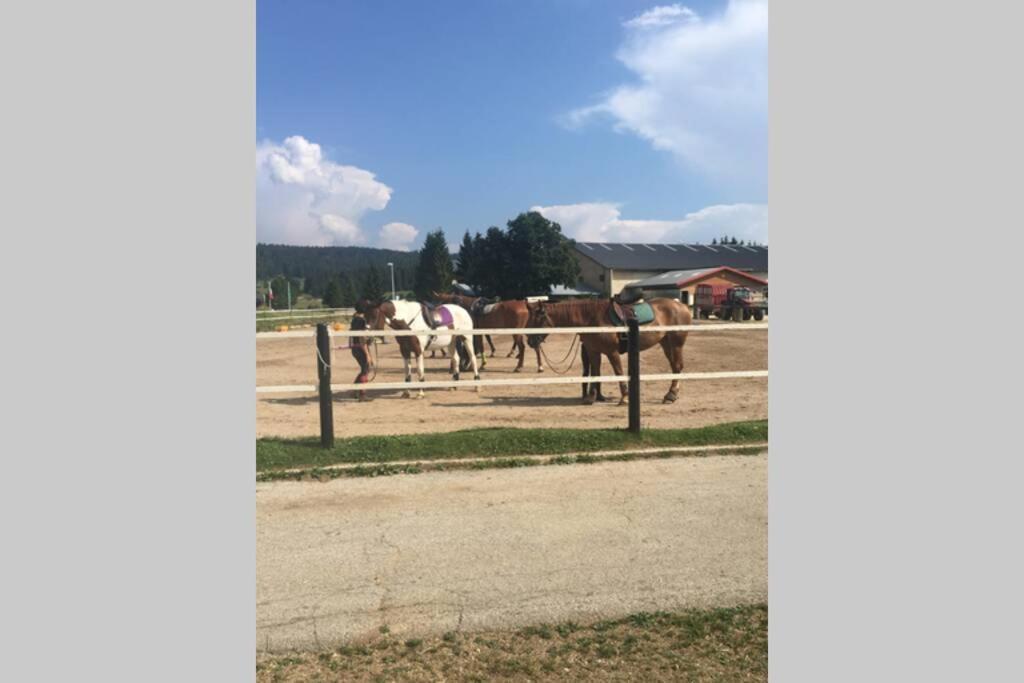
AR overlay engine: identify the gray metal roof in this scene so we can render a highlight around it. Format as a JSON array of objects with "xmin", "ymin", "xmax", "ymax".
[
  {"xmin": 627, "ymin": 268, "xmax": 717, "ymax": 289},
  {"xmin": 574, "ymin": 242, "xmax": 767, "ymax": 272}
]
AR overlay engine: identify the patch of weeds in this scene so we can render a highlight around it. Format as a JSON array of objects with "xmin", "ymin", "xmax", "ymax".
[
  {"xmin": 486, "ymin": 657, "xmax": 534, "ymax": 677},
  {"xmin": 404, "ymin": 638, "xmax": 422, "ymax": 649},
  {"xmin": 629, "ymin": 611, "xmax": 658, "ymax": 627},
  {"xmin": 519, "ymin": 624, "xmax": 554, "ymax": 639},
  {"xmin": 378, "ymin": 624, "xmax": 390, "ymax": 635},
  {"xmin": 442, "ymin": 631, "xmax": 457, "ymax": 642},
  {"xmin": 555, "ymin": 620, "xmax": 580, "ymax": 637}
]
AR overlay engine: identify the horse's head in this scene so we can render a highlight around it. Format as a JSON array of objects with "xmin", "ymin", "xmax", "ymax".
[
  {"xmin": 356, "ymin": 298, "xmax": 394, "ymax": 329},
  {"xmin": 526, "ymin": 301, "xmax": 552, "ymax": 348}
]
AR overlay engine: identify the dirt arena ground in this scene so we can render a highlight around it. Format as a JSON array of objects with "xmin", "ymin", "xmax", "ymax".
[{"xmin": 257, "ymin": 326, "xmax": 767, "ymax": 438}]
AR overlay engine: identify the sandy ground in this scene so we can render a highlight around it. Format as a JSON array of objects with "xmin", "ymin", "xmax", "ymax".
[
  {"xmin": 257, "ymin": 454, "xmax": 767, "ymax": 652},
  {"xmin": 257, "ymin": 327, "xmax": 767, "ymax": 438}
]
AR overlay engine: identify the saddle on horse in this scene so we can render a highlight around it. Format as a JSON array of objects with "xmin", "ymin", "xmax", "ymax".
[
  {"xmin": 420, "ymin": 302, "xmax": 455, "ymax": 329},
  {"xmin": 608, "ymin": 297, "xmax": 656, "ymax": 353},
  {"xmin": 469, "ymin": 297, "xmax": 498, "ymax": 319}
]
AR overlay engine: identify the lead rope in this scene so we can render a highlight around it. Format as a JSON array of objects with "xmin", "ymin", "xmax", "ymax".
[{"xmin": 538, "ymin": 334, "xmax": 581, "ymax": 375}]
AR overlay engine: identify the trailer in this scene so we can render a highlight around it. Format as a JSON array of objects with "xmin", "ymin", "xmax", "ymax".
[{"xmin": 694, "ymin": 284, "xmax": 767, "ymax": 321}]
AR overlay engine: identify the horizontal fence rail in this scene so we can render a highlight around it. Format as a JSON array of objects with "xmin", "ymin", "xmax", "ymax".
[
  {"xmin": 257, "ymin": 307, "xmax": 354, "ymax": 315},
  {"xmin": 257, "ymin": 322, "xmax": 767, "ymax": 340},
  {"xmin": 256, "ymin": 370, "xmax": 768, "ymax": 394}
]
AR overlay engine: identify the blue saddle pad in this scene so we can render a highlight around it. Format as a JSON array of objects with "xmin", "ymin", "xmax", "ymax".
[{"xmin": 610, "ymin": 301, "xmax": 655, "ymax": 326}]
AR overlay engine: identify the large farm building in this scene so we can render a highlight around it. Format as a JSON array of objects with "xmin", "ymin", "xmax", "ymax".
[{"xmin": 572, "ymin": 242, "xmax": 768, "ymax": 300}]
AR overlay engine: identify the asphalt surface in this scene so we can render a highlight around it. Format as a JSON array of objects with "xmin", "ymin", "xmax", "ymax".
[{"xmin": 256, "ymin": 454, "xmax": 767, "ymax": 652}]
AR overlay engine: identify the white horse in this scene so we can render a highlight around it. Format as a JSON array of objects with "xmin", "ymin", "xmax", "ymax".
[{"xmin": 362, "ymin": 299, "xmax": 480, "ymax": 398}]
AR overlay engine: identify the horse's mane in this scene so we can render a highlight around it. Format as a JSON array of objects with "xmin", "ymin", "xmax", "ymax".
[{"xmin": 543, "ymin": 298, "xmax": 611, "ymax": 326}]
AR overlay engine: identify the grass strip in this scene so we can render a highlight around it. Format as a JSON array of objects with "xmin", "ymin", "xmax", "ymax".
[
  {"xmin": 256, "ymin": 445, "xmax": 766, "ymax": 482},
  {"xmin": 257, "ymin": 603, "xmax": 767, "ymax": 682},
  {"xmin": 257, "ymin": 420, "xmax": 767, "ymax": 473}
]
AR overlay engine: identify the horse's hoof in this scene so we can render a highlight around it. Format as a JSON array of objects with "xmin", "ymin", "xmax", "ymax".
[
  {"xmin": 513, "ymin": 367, "xmax": 522, "ymax": 373},
  {"xmin": 618, "ymin": 397, "xmax": 628, "ymax": 406},
  {"xmin": 595, "ymin": 395, "xmax": 608, "ymax": 403},
  {"xmin": 663, "ymin": 392, "xmax": 679, "ymax": 404},
  {"xmin": 401, "ymin": 391, "xmax": 411, "ymax": 399},
  {"xmin": 537, "ymin": 367, "xmax": 544, "ymax": 373},
  {"xmin": 583, "ymin": 396, "xmax": 596, "ymax": 406}
]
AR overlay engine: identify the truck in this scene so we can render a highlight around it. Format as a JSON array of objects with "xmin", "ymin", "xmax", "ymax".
[{"xmin": 694, "ymin": 284, "xmax": 768, "ymax": 321}]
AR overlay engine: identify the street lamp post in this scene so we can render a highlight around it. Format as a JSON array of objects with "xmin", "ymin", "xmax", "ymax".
[{"xmin": 387, "ymin": 262, "xmax": 395, "ymax": 300}]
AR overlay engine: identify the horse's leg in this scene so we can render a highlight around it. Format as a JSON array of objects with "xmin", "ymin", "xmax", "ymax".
[
  {"xmin": 606, "ymin": 350, "xmax": 629, "ymax": 405},
  {"xmin": 448, "ymin": 338, "xmax": 459, "ymax": 390},
  {"xmin": 581, "ymin": 346, "xmax": 590, "ymax": 400},
  {"xmin": 582, "ymin": 347, "xmax": 602, "ymax": 405},
  {"xmin": 416, "ymin": 352, "xmax": 426, "ymax": 398},
  {"xmin": 487, "ymin": 335, "xmax": 496, "ymax": 357},
  {"xmin": 535, "ymin": 339, "xmax": 544, "ymax": 373},
  {"xmin": 464, "ymin": 336, "xmax": 481, "ymax": 392},
  {"xmin": 506, "ymin": 337, "xmax": 517, "ymax": 358},
  {"xmin": 473, "ymin": 335, "xmax": 487, "ymax": 369},
  {"xmin": 660, "ymin": 333, "xmax": 684, "ymax": 403},
  {"xmin": 513, "ymin": 334, "xmax": 525, "ymax": 372},
  {"xmin": 401, "ymin": 352, "xmax": 412, "ymax": 398}
]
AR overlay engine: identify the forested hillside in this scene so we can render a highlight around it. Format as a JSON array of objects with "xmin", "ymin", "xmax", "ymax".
[{"xmin": 256, "ymin": 243, "xmax": 419, "ymax": 299}]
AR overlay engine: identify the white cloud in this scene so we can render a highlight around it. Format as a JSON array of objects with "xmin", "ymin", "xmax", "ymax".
[
  {"xmin": 256, "ymin": 135, "xmax": 393, "ymax": 247},
  {"xmin": 567, "ymin": 1, "xmax": 766, "ymax": 193},
  {"xmin": 624, "ymin": 4, "xmax": 698, "ymax": 29},
  {"xmin": 532, "ymin": 202, "xmax": 767, "ymax": 244},
  {"xmin": 378, "ymin": 222, "xmax": 420, "ymax": 251}
]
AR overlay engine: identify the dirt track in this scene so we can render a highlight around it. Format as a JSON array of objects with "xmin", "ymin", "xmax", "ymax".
[
  {"xmin": 257, "ymin": 327, "xmax": 767, "ymax": 438},
  {"xmin": 257, "ymin": 454, "xmax": 767, "ymax": 652}
]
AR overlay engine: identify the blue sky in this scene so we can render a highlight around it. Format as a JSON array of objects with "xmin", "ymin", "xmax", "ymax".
[{"xmin": 256, "ymin": 0, "xmax": 767, "ymax": 249}]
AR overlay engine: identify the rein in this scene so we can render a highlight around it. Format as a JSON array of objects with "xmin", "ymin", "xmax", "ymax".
[{"xmin": 538, "ymin": 333, "xmax": 581, "ymax": 375}]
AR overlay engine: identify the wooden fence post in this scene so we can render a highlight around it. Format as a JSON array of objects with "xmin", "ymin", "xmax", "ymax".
[
  {"xmin": 627, "ymin": 319, "xmax": 641, "ymax": 433},
  {"xmin": 316, "ymin": 323, "xmax": 335, "ymax": 448}
]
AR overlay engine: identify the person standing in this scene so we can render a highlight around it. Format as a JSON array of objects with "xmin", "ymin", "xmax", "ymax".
[{"xmin": 340, "ymin": 311, "xmax": 373, "ymax": 401}]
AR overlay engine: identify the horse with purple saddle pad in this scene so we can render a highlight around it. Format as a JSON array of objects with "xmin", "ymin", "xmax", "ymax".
[{"xmin": 421, "ymin": 303, "xmax": 455, "ymax": 328}]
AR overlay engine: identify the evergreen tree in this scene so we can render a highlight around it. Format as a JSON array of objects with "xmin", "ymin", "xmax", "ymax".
[
  {"xmin": 455, "ymin": 230, "xmax": 477, "ymax": 285},
  {"xmin": 414, "ymin": 229, "xmax": 454, "ymax": 299},
  {"xmin": 270, "ymin": 276, "xmax": 290, "ymax": 311},
  {"xmin": 361, "ymin": 264, "xmax": 386, "ymax": 302},
  {"xmin": 323, "ymin": 279, "xmax": 343, "ymax": 308},
  {"xmin": 472, "ymin": 227, "xmax": 508, "ymax": 299},
  {"xmin": 339, "ymin": 275, "xmax": 358, "ymax": 306},
  {"xmin": 711, "ymin": 238, "xmax": 718, "ymax": 245}
]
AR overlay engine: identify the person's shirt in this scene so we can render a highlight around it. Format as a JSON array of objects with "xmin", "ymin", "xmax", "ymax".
[{"xmin": 349, "ymin": 316, "xmax": 368, "ymax": 348}]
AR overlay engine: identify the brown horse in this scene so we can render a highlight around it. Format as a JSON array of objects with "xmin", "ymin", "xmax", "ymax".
[
  {"xmin": 526, "ymin": 298, "xmax": 692, "ymax": 405},
  {"xmin": 432, "ymin": 292, "xmax": 544, "ymax": 373}
]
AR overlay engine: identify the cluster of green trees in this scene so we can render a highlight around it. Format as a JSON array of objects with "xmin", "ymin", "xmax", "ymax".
[
  {"xmin": 452, "ymin": 211, "xmax": 580, "ymax": 300},
  {"xmin": 257, "ymin": 211, "xmax": 582, "ymax": 308},
  {"xmin": 710, "ymin": 236, "xmax": 764, "ymax": 247}
]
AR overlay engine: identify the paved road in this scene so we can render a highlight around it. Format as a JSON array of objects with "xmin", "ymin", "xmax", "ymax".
[{"xmin": 257, "ymin": 454, "xmax": 767, "ymax": 652}]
